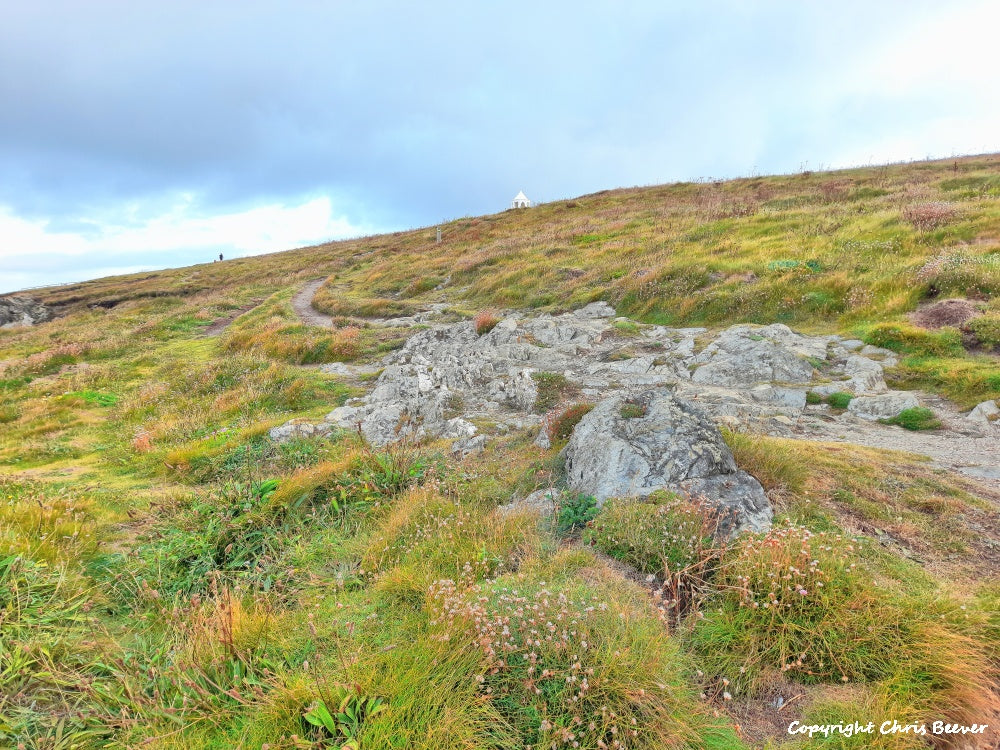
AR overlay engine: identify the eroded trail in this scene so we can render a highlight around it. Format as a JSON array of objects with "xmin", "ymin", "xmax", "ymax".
[
  {"xmin": 201, "ymin": 299, "xmax": 264, "ymax": 337},
  {"xmin": 291, "ymin": 278, "xmax": 333, "ymax": 327},
  {"xmin": 794, "ymin": 397, "xmax": 1000, "ymax": 489}
]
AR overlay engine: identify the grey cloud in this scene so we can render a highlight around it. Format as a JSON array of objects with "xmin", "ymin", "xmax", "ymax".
[{"xmin": 0, "ymin": 0, "xmax": 991, "ymax": 239}]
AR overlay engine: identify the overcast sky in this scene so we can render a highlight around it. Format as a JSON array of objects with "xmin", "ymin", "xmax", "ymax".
[{"xmin": 2, "ymin": 1, "xmax": 998, "ymax": 293}]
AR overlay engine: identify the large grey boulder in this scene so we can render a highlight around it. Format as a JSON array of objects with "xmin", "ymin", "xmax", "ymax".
[
  {"xmin": 0, "ymin": 296, "xmax": 52, "ymax": 328},
  {"xmin": 690, "ymin": 324, "xmax": 817, "ymax": 388},
  {"xmin": 564, "ymin": 388, "xmax": 772, "ymax": 537},
  {"xmin": 287, "ymin": 306, "xmax": 901, "ymax": 453},
  {"xmin": 847, "ymin": 391, "xmax": 920, "ymax": 421}
]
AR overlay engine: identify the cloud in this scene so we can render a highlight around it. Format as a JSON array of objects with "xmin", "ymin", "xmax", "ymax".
[
  {"xmin": 0, "ymin": 1, "xmax": 997, "ymax": 292},
  {"xmin": 0, "ymin": 196, "xmax": 371, "ymax": 293}
]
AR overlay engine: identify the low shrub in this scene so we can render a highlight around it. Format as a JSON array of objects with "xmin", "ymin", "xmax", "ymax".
[
  {"xmin": 902, "ymin": 201, "xmax": 958, "ymax": 231},
  {"xmin": 687, "ymin": 525, "xmax": 904, "ymax": 692},
  {"xmin": 966, "ymin": 313, "xmax": 1000, "ymax": 350},
  {"xmin": 545, "ymin": 401, "xmax": 593, "ymax": 442},
  {"xmin": 556, "ymin": 492, "xmax": 598, "ymax": 534},
  {"xmin": 532, "ymin": 371, "xmax": 575, "ymax": 414},
  {"xmin": 805, "ymin": 391, "xmax": 823, "ymax": 405},
  {"xmin": 915, "ymin": 251, "xmax": 1000, "ymax": 298},
  {"xmin": 473, "ymin": 310, "xmax": 500, "ymax": 336},
  {"xmin": 880, "ymin": 406, "xmax": 942, "ymax": 431},
  {"xmin": 620, "ymin": 399, "xmax": 647, "ymax": 418},
  {"xmin": 586, "ymin": 494, "xmax": 720, "ymax": 576},
  {"xmin": 427, "ymin": 578, "xmax": 718, "ymax": 749},
  {"xmin": 586, "ymin": 494, "xmax": 722, "ymax": 615}
]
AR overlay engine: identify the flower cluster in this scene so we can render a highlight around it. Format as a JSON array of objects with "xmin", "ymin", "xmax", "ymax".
[
  {"xmin": 721, "ymin": 524, "xmax": 858, "ymax": 614},
  {"xmin": 428, "ymin": 580, "xmax": 641, "ymax": 749},
  {"xmin": 902, "ymin": 201, "xmax": 958, "ymax": 231}
]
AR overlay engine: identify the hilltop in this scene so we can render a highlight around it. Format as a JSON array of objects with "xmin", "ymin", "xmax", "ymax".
[{"xmin": 1, "ymin": 155, "xmax": 999, "ymax": 748}]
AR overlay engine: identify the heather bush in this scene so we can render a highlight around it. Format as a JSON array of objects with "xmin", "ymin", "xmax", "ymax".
[
  {"xmin": 902, "ymin": 201, "xmax": 958, "ymax": 231},
  {"xmin": 473, "ymin": 309, "xmax": 501, "ymax": 335},
  {"xmin": 544, "ymin": 401, "xmax": 594, "ymax": 442}
]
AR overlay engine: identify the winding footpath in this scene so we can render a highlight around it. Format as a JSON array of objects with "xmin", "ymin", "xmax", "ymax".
[{"xmin": 291, "ymin": 278, "xmax": 333, "ymax": 327}]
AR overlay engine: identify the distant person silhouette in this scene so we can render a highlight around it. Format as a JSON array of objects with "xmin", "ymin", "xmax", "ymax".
[{"xmin": 219, "ymin": 253, "xmax": 224, "ymax": 261}]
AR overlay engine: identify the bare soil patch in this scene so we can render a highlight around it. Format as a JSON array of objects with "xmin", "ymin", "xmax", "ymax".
[
  {"xmin": 201, "ymin": 299, "xmax": 264, "ymax": 337},
  {"xmin": 909, "ymin": 298, "xmax": 981, "ymax": 329},
  {"xmin": 291, "ymin": 278, "xmax": 334, "ymax": 327}
]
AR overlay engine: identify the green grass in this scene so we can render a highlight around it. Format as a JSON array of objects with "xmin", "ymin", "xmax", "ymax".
[
  {"xmin": 530, "ymin": 371, "xmax": 575, "ymax": 413},
  {"xmin": 826, "ymin": 391, "xmax": 853, "ymax": 409},
  {"xmin": 1, "ymin": 154, "xmax": 999, "ymax": 747},
  {"xmin": 586, "ymin": 493, "xmax": 719, "ymax": 579},
  {"xmin": 880, "ymin": 406, "xmax": 942, "ymax": 431}
]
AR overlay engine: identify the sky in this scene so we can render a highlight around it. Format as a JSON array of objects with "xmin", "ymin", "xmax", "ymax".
[{"xmin": 1, "ymin": 1, "xmax": 998, "ymax": 293}]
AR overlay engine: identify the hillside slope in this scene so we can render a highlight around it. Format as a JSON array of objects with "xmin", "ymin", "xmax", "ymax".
[{"xmin": 1, "ymin": 155, "xmax": 999, "ymax": 749}]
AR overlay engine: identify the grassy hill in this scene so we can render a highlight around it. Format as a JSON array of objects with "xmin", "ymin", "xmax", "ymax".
[{"xmin": 1, "ymin": 155, "xmax": 999, "ymax": 748}]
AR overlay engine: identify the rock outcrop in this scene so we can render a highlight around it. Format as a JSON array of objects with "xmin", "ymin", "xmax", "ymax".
[
  {"xmin": 689, "ymin": 324, "xmax": 821, "ymax": 388},
  {"xmin": 0, "ymin": 296, "xmax": 52, "ymax": 328},
  {"xmin": 564, "ymin": 388, "xmax": 772, "ymax": 536},
  {"xmin": 271, "ymin": 302, "xmax": 930, "ymax": 467},
  {"xmin": 269, "ymin": 305, "xmax": 929, "ymax": 446}
]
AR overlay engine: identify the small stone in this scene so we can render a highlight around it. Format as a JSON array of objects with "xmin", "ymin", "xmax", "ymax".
[
  {"xmin": 967, "ymin": 400, "xmax": 1000, "ymax": 427},
  {"xmin": 574, "ymin": 301, "xmax": 617, "ymax": 319},
  {"xmin": 319, "ymin": 362, "xmax": 354, "ymax": 376},
  {"xmin": 269, "ymin": 421, "xmax": 333, "ymax": 444},
  {"xmin": 498, "ymin": 488, "xmax": 559, "ymax": 517}
]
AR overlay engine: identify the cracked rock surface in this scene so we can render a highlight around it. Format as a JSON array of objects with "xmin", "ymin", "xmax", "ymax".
[
  {"xmin": 564, "ymin": 388, "xmax": 772, "ymax": 536},
  {"xmin": 270, "ymin": 302, "xmax": 1000, "ymax": 507}
]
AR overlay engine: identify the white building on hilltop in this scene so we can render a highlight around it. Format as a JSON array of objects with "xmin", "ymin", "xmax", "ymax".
[{"xmin": 510, "ymin": 190, "xmax": 532, "ymax": 209}]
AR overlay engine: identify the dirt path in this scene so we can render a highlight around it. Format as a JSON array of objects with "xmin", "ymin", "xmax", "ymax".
[
  {"xmin": 291, "ymin": 278, "xmax": 333, "ymax": 327},
  {"xmin": 202, "ymin": 299, "xmax": 264, "ymax": 337},
  {"xmin": 794, "ymin": 393, "xmax": 1000, "ymax": 490}
]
